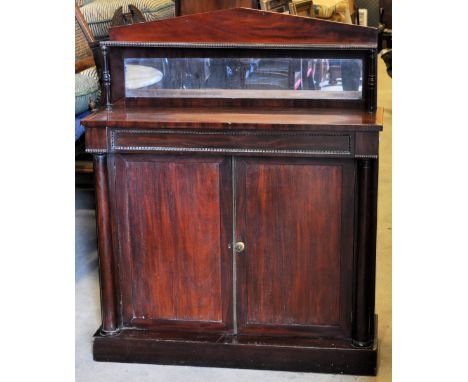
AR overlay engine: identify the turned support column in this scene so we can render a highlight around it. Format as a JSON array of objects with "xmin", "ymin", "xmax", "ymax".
[
  {"xmin": 101, "ymin": 44, "xmax": 112, "ymax": 111},
  {"xmin": 353, "ymin": 158, "xmax": 378, "ymax": 347},
  {"xmin": 366, "ymin": 48, "xmax": 378, "ymax": 112},
  {"xmin": 93, "ymin": 154, "xmax": 119, "ymax": 335}
]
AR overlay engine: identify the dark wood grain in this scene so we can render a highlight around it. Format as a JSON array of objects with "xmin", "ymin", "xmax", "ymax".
[
  {"xmin": 243, "ymin": 161, "xmax": 342, "ymax": 325},
  {"xmin": 84, "ymin": 8, "xmax": 383, "ymax": 374},
  {"xmin": 85, "ymin": 126, "xmax": 107, "ymax": 152},
  {"xmin": 110, "ymin": 129, "xmax": 352, "ymax": 157},
  {"xmin": 353, "ymin": 159, "xmax": 378, "ymax": 346},
  {"xmin": 124, "ymin": 95, "xmax": 364, "ymax": 110},
  {"xmin": 103, "ymin": 9, "xmax": 378, "ymax": 110},
  {"xmin": 236, "ymin": 158, "xmax": 355, "ymax": 337},
  {"xmin": 110, "ymin": 154, "xmax": 233, "ymax": 332},
  {"xmin": 93, "ymin": 155, "xmax": 119, "ymax": 334},
  {"xmin": 355, "ymin": 132, "xmax": 379, "ymax": 157},
  {"xmin": 81, "ymin": 105, "xmax": 384, "ymax": 131},
  {"xmin": 93, "ymin": 320, "xmax": 378, "ymax": 375},
  {"xmin": 109, "ymin": 8, "xmax": 378, "ymax": 47}
]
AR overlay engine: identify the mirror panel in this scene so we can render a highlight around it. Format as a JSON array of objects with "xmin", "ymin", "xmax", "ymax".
[{"xmin": 124, "ymin": 57, "xmax": 363, "ymax": 100}]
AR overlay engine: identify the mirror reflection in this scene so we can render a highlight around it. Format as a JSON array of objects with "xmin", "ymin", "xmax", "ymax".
[{"xmin": 124, "ymin": 57, "xmax": 362, "ymax": 99}]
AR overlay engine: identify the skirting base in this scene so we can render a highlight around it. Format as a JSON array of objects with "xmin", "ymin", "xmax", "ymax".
[{"xmin": 93, "ymin": 318, "xmax": 378, "ymax": 376}]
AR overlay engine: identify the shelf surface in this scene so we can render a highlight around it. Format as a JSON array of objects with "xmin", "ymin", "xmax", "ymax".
[{"xmin": 81, "ymin": 105, "xmax": 384, "ymax": 132}]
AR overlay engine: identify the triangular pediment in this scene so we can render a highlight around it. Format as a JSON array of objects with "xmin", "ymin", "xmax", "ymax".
[{"xmin": 109, "ymin": 8, "xmax": 377, "ymax": 47}]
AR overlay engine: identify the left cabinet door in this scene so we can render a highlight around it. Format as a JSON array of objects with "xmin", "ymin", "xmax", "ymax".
[{"xmin": 110, "ymin": 154, "xmax": 233, "ymax": 333}]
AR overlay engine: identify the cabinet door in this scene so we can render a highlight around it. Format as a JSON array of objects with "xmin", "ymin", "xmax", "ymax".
[
  {"xmin": 111, "ymin": 154, "xmax": 232, "ymax": 332},
  {"xmin": 235, "ymin": 158, "xmax": 355, "ymax": 338}
]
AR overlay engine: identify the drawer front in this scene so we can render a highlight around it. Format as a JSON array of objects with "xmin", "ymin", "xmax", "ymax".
[{"xmin": 109, "ymin": 128, "xmax": 353, "ymax": 157}]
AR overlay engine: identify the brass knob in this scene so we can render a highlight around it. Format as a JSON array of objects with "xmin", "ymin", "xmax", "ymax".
[{"xmin": 234, "ymin": 241, "xmax": 245, "ymax": 253}]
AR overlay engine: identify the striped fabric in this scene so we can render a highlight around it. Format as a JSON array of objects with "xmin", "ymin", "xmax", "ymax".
[
  {"xmin": 80, "ymin": 0, "xmax": 175, "ymax": 39},
  {"xmin": 80, "ymin": 66, "xmax": 100, "ymax": 83},
  {"xmin": 75, "ymin": 67, "xmax": 100, "ymax": 115},
  {"xmin": 75, "ymin": 0, "xmax": 95, "ymax": 6}
]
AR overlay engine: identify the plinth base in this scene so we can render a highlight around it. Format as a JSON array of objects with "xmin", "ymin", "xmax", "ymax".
[{"xmin": 93, "ymin": 319, "xmax": 378, "ymax": 376}]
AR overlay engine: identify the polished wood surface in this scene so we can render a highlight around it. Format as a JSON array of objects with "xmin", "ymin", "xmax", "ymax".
[
  {"xmin": 104, "ymin": 9, "xmax": 378, "ymax": 110},
  {"xmin": 236, "ymin": 158, "xmax": 354, "ymax": 337},
  {"xmin": 94, "ymin": 321, "xmax": 378, "ymax": 375},
  {"xmin": 111, "ymin": 154, "xmax": 233, "ymax": 331},
  {"xmin": 109, "ymin": 8, "xmax": 378, "ymax": 47},
  {"xmin": 83, "ymin": 106, "xmax": 383, "ymax": 158},
  {"xmin": 82, "ymin": 105, "xmax": 384, "ymax": 131},
  {"xmin": 111, "ymin": 129, "xmax": 352, "ymax": 154},
  {"xmin": 93, "ymin": 155, "xmax": 118, "ymax": 334},
  {"xmin": 175, "ymin": 0, "xmax": 258, "ymax": 16},
  {"xmin": 84, "ymin": 8, "xmax": 382, "ymax": 375},
  {"xmin": 353, "ymin": 158, "xmax": 378, "ymax": 346}
]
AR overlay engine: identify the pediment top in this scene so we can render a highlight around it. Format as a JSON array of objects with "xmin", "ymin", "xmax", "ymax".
[{"xmin": 109, "ymin": 8, "xmax": 378, "ymax": 48}]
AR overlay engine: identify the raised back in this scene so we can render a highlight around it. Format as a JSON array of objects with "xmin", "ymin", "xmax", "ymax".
[
  {"xmin": 109, "ymin": 8, "xmax": 377, "ymax": 47},
  {"xmin": 101, "ymin": 8, "xmax": 378, "ymax": 111}
]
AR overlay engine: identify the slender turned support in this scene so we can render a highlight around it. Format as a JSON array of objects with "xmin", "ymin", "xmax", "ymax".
[
  {"xmin": 101, "ymin": 44, "xmax": 112, "ymax": 111},
  {"xmin": 353, "ymin": 159, "xmax": 378, "ymax": 347},
  {"xmin": 93, "ymin": 155, "xmax": 119, "ymax": 335},
  {"xmin": 367, "ymin": 48, "xmax": 377, "ymax": 112}
]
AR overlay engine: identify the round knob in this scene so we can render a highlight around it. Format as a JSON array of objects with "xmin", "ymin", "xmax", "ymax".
[{"xmin": 234, "ymin": 241, "xmax": 245, "ymax": 253}]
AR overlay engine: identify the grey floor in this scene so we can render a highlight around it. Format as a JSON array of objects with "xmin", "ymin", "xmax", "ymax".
[{"xmin": 75, "ymin": 58, "xmax": 392, "ymax": 382}]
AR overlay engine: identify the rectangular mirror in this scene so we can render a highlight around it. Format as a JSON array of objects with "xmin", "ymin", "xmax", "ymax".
[{"xmin": 124, "ymin": 57, "xmax": 363, "ymax": 100}]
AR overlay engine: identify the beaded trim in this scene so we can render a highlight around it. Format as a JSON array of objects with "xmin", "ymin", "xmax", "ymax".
[
  {"xmin": 355, "ymin": 154, "xmax": 378, "ymax": 159},
  {"xmin": 101, "ymin": 41, "xmax": 375, "ymax": 50},
  {"xmin": 86, "ymin": 148, "xmax": 107, "ymax": 154},
  {"xmin": 110, "ymin": 129, "xmax": 352, "ymax": 156},
  {"xmin": 111, "ymin": 146, "xmax": 350, "ymax": 156}
]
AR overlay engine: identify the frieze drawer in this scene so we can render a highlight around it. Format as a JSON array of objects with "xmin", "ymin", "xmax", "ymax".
[{"xmin": 109, "ymin": 129, "xmax": 353, "ymax": 157}]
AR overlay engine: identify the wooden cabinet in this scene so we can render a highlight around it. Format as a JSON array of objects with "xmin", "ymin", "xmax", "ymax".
[
  {"xmin": 109, "ymin": 154, "xmax": 355, "ymax": 337},
  {"xmin": 82, "ymin": 8, "xmax": 383, "ymax": 376}
]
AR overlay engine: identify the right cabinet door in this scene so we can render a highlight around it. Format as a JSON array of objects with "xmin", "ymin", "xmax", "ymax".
[{"xmin": 235, "ymin": 157, "xmax": 355, "ymax": 338}]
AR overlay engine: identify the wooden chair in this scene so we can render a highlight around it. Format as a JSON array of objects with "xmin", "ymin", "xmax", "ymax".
[
  {"xmin": 75, "ymin": 4, "xmax": 100, "ymax": 75},
  {"xmin": 288, "ymin": 0, "xmax": 313, "ymax": 16}
]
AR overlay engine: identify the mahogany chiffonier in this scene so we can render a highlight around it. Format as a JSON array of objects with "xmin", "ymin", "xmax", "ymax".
[{"xmin": 81, "ymin": 8, "xmax": 383, "ymax": 376}]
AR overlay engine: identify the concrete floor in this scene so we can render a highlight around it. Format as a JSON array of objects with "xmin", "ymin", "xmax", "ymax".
[{"xmin": 75, "ymin": 57, "xmax": 391, "ymax": 382}]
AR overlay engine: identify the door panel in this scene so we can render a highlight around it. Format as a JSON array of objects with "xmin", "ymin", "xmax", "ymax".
[
  {"xmin": 111, "ymin": 154, "xmax": 232, "ymax": 332},
  {"xmin": 236, "ymin": 157, "xmax": 355, "ymax": 337}
]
